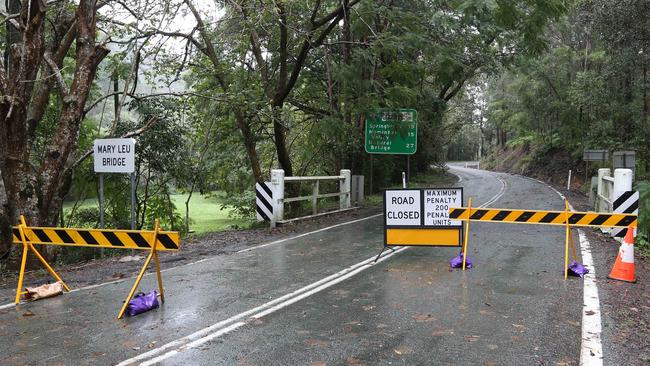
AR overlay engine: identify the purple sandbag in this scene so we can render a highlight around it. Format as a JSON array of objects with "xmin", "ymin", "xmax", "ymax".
[
  {"xmin": 450, "ymin": 252, "xmax": 472, "ymax": 269},
  {"xmin": 568, "ymin": 261, "xmax": 589, "ymax": 278},
  {"xmin": 126, "ymin": 290, "xmax": 159, "ymax": 316}
]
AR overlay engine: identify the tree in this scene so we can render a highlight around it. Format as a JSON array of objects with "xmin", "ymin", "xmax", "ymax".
[{"xmin": 1, "ymin": 1, "xmax": 109, "ymax": 256}]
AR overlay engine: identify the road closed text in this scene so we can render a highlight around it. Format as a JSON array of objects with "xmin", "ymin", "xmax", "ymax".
[{"xmin": 385, "ymin": 190, "xmax": 421, "ymax": 226}]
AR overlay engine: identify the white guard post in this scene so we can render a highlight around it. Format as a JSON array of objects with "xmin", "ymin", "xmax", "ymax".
[
  {"xmin": 270, "ymin": 169, "xmax": 285, "ymax": 227},
  {"xmin": 340, "ymin": 169, "xmax": 351, "ymax": 210}
]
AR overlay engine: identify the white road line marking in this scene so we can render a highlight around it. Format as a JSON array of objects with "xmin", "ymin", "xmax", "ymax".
[
  {"xmin": 516, "ymin": 174, "xmax": 604, "ymax": 366},
  {"xmin": 0, "ymin": 213, "xmax": 384, "ymax": 310},
  {"xmin": 140, "ymin": 322, "xmax": 246, "ymax": 366},
  {"xmin": 118, "ymin": 247, "xmax": 407, "ymax": 366},
  {"xmin": 237, "ymin": 213, "xmax": 383, "ymax": 254},
  {"xmin": 578, "ymin": 230, "xmax": 603, "ymax": 366},
  {"xmin": 480, "ymin": 176, "xmax": 507, "ymax": 207},
  {"xmin": 448, "ymin": 166, "xmax": 507, "ymax": 208}
]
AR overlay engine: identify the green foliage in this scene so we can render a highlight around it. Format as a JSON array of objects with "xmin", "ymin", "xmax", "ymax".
[
  {"xmin": 506, "ymin": 135, "xmax": 535, "ymax": 149},
  {"xmin": 481, "ymin": 1, "xmax": 650, "ymax": 185},
  {"xmin": 221, "ymin": 190, "xmax": 256, "ymax": 220},
  {"xmin": 636, "ymin": 181, "xmax": 650, "ymax": 255},
  {"xmin": 65, "ymin": 207, "xmax": 101, "ymax": 228}
]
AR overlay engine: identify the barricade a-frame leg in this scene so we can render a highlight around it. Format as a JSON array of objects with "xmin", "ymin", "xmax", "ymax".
[
  {"xmin": 15, "ymin": 216, "xmax": 71, "ymax": 304},
  {"xmin": 461, "ymin": 197, "xmax": 473, "ymax": 270},
  {"xmin": 117, "ymin": 219, "xmax": 164, "ymax": 319},
  {"xmin": 563, "ymin": 199, "xmax": 579, "ymax": 280}
]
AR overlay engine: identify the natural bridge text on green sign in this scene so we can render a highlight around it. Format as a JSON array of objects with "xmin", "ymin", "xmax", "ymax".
[{"xmin": 364, "ymin": 109, "xmax": 417, "ymax": 154}]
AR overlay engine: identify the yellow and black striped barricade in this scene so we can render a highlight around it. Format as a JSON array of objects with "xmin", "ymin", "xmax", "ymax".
[
  {"xmin": 449, "ymin": 200, "xmax": 638, "ymax": 278},
  {"xmin": 12, "ymin": 216, "xmax": 180, "ymax": 319}
]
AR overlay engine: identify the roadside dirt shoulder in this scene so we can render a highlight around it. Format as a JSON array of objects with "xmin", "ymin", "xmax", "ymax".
[{"xmin": 0, "ymin": 207, "xmax": 381, "ymax": 304}]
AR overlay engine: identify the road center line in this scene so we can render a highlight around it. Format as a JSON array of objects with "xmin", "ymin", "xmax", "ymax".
[{"xmin": 118, "ymin": 247, "xmax": 408, "ymax": 366}]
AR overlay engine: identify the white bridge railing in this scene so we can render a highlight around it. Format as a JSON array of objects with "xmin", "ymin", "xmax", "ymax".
[
  {"xmin": 270, "ymin": 169, "xmax": 352, "ymax": 225},
  {"xmin": 596, "ymin": 168, "xmax": 632, "ymax": 212}
]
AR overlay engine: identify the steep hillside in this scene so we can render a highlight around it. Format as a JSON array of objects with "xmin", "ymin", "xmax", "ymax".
[{"xmin": 481, "ymin": 145, "xmax": 588, "ymax": 189}]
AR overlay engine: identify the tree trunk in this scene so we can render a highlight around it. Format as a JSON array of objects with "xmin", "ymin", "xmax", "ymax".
[
  {"xmin": 234, "ymin": 110, "xmax": 263, "ymax": 183},
  {"xmin": 271, "ymin": 105, "xmax": 293, "ymax": 176},
  {"xmin": 1, "ymin": 1, "xmax": 108, "ymax": 265}
]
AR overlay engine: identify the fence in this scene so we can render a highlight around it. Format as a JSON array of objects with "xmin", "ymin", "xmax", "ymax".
[{"xmin": 269, "ymin": 169, "xmax": 352, "ymax": 225}]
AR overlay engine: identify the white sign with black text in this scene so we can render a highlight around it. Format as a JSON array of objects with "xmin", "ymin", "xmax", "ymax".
[
  {"xmin": 423, "ymin": 188, "xmax": 462, "ymax": 227},
  {"xmin": 93, "ymin": 138, "xmax": 136, "ymax": 173},
  {"xmin": 385, "ymin": 189, "xmax": 421, "ymax": 226}
]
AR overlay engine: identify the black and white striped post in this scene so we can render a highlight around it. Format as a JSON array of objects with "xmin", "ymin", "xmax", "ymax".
[
  {"xmin": 611, "ymin": 190, "xmax": 639, "ymax": 238},
  {"xmin": 255, "ymin": 181, "xmax": 276, "ymax": 227}
]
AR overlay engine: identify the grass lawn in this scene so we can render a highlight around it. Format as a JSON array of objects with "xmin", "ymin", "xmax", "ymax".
[
  {"xmin": 63, "ymin": 192, "xmax": 251, "ymax": 235},
  {"xmin": 170, "ymin": 193, "xmax": 252, "ymax": 234}
]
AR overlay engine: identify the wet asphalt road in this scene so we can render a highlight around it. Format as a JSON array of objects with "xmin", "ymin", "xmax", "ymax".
[{"xmin": 0, "ymin": 166, "xmax": 584, "ymax": 365}]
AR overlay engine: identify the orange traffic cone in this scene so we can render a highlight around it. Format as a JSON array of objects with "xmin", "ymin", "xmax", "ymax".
[{"xmin": 608, "ymin": 226, "xmax": 636, "ymax": 283}]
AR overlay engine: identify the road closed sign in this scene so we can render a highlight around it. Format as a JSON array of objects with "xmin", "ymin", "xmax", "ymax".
[
  {"xmin": 385, "ymin": 189, "xmax": 421, "ymax": 226},
  {"xmin": 423, "ymin": 188, "xmax": 462, "ymax": 227},
  {"xmin": 383, "ymin": 188, "xmax": 463, "ymax": 248},
  {"xmin": 93, "ymin": 138, "xmax": 136, "ymax": 173}
]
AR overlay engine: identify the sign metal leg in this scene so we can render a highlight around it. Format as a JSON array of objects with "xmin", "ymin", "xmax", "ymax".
[
  {"xmin": 130, "ymin": 173, "xmax": 136, "ymax": 230},
  {"xmin": 99, "ymin": 173, "xmax": 104, "ymax": 229}
]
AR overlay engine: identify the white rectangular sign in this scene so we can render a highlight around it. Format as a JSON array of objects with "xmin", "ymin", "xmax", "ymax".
[
  {"xmin": 93, "ymin": 138, "xmax": 136, "ymax": 173},
  {"xmin": 423, "ymin": 188, "xmax": 462, "ymax": 227},
  {"xmin": 385, "ymin": 189, "xmax": 421, "ymax": 226}
]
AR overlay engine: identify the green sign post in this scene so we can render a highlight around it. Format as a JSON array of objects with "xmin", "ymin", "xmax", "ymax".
[{"xmin": 364, "ymin": 109, "xmax": 417, "ymax": 154}]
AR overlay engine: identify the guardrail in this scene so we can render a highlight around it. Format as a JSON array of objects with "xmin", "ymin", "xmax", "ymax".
[
  {"xmin": 598, "ymin": 173, "xmax": 614, "ymax": 211},
  {"xmin": 464, "ymin": 161, "xmax": 480, "ymax": 169},
  {"xmin": 270, "ymin": 169, "xmax": 352, "ymax": 225},
  {"xmin": 596, "ymin": 168, "xmax": 632, "ymax": 212}
]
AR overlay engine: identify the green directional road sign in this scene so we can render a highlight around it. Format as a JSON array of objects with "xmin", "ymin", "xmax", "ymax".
[{"xmin": 365, "ymin": 109, "xmax": 417, "ymax": 154}]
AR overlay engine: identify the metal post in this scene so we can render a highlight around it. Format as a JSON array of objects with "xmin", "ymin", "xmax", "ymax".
[
  {"xmin": 407, "ymin": 156, "xmax": 410, "ymax": 184},
  {"xmin": 567, "ymin": 170, "xmax": 572, "ymax": 190},
  {"xmin": 99, "ymin": 173, "xmax": 105, "ymax": 229},
  {"xmin": 369, "ymin": 155, "xmax": 373, "ymax": 195},
  {"xmin": 130, "ymin": 173, "xmax": 136, "ymax": 230},
  {"xmin": 402, "ymin": 172, "xmax": 406, "ymax": 188}
]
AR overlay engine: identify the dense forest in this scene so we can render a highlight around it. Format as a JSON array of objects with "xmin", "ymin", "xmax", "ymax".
[
  {"xmin": 1, "ymin": 0, "xmax": 647, "ymax": 266},
  {"xmin": 470, "ymin": 0, "xmax": 649, "ymax": 247}
]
